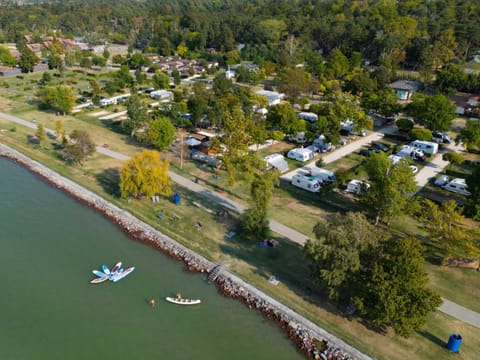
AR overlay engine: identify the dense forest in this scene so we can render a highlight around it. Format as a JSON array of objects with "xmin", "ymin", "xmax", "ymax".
[{"xmin": 1, "ymin": 0, "xmax": 480, "ymax": 70}]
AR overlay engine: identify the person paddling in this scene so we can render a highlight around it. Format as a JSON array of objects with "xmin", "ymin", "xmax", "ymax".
[{"xmin": 149, "ymin": 298, "xmax": 156, "ymax": 308}]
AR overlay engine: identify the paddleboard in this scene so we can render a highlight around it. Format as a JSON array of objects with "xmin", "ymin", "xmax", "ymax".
[
  {"xmin": 111, "ymin": 262, "xmax": 122, "ymax": 275},
  {"xmin": 92, "ymin": 270, "xmax": 107, "ymax": 278},
  {"xmin": 112, "ymin": 266, "xmax": 135, "ymax": 282},
  {"xmin": 101, "ymin": 265, "xmax": 111, "ymax": 275},
  {"xmin": 90, "ymin": 276, "xmax": 109, "ymax": 284}
]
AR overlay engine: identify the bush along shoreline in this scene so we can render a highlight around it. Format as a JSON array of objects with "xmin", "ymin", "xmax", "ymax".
[{"xmin": 0, "ymin": 143, "xmax": 368, "ymax": 360}]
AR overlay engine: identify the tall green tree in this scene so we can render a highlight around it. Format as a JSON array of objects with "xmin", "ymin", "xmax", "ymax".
[
  {"xmin": 35, "ymin": 123, "xmax": 45, "ymax": 143},
  {"xmin": 353, "ymin": 237, "xmax": 442, "ymax": 337},
  {"xmin": 119, "ymin": 150, "xmax": 172, "ymax": 198},
  {"xmin": 141, "ymin": 116, "xmax": 176, "ymax": 151},
  {"xmin": 18, "ymin": 47, "xmax": 39, "ymax": 73},
  {"xmin": 466, "ymin": 164, "xmax": 480, "ymax": 220},
  {"xmin": 457, "ymin": 120, "xmax": 480, "ymax": 152},
  {"xmin": 406, "ymin": 94, "xmax": 456, "ymax": 132},
  {"xmin": 37, "ymin": 85, "xmax": 75, "ymax": 114},
  {"xmin": 124, "ymin": 95, "xmax": 149, "ymax": 137},
  {"xmin": 276, "ymin": 67, "xmax": 311, "ymax": 102},
  {"xmin": 265, "ymin": 103, "xmax": 302, "ymax": 135},
  {"xmin": 304, "ymin": 212, "xmax": 382, "ymax": 301},
  {"xmin": 360, "ymin": 153, "xmax": 417, "ymax": 225}
]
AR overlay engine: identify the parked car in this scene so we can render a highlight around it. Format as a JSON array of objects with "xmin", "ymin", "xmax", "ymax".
[
  {"xmin": 434, "ymin": 175, "xmax": 449, "ymax": 186},
  {"xmin": 359, "ymin": 149, "xmax": 372, "ymax": 156},
  {"xmin": 317, "ymin": 143, "xmax": 332, "ymax": 153},
  {"xmin": 432, "ymin": 131, "xmax": 452, "ymax": 144},
  {"xmin": 370, "ymin": 141, "xmax": 390, "ymax": 152}
]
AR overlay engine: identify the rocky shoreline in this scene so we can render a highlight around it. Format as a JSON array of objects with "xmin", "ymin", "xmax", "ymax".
[{"xmin": 0, "ymin": 143, "xmax": 370, "ymax": 360}]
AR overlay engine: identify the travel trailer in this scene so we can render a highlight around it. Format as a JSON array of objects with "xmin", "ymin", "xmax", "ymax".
[
  {"xmin": 346, "ymin": 180, "xmax": 370, "ymax": 195},
  {"xmin": 297, "ymin": 112, "xmax": 318, "ymax": 123},
  {"xmin": 287, "ymin": 148, "xmax": 315, "ymax": 162},
  {"xmin": 263, "ymin": 154, "xmax": 289, "ymax": 173},
  {"xmin": 291, "ymin": 173, "xmax": 322, "ymax": 193},
  {"xmin": 442, "ymin": 178, "xmax": 471, "ymax": 196},
  {"xmin": 409, "ymin": 140, "xmax": 438, "ymax": 155}
]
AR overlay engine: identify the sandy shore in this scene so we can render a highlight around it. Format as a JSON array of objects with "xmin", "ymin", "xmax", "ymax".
[{"xmin": 0, "ymin": 143, "xmax": 370, "ymax": 360}]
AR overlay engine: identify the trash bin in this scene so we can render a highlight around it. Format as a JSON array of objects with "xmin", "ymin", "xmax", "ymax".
[
  {"xmin": 172, "ymin": 193, "xmax": 181, "ymax": 205},
  {"xmin": 447, "ymin": 334, "xmax": 462, "ymax": 352}
]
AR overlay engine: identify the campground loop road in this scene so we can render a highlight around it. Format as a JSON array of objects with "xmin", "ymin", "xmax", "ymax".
[{"xmin": 1, "ymin": 111, "xmax": 479, "ymax": 329}]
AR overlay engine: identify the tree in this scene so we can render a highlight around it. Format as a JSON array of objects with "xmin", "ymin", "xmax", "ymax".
[
  {"xmin": 142, "ymin": 116, "xmax": 176, "ymax": 150},
  {"xmin": 103, "ymin": 48, "xmax": 110, "ymax": 60},
  {"xmin": 360, "ymin": 152, "xmax": 417, "ymax": 225},
  {"xmin": 395, "ymin": 118, "xmax": 414, "ymax": 132},
  {"xmin": 361, "ymin": 88, "xmax": 401, "ymax": 118},
  {"xmin": 422, "ymin": 200, "xmax": 480, "ymax": 263},
  {"xmin": 353, "ymin": 237, "xmax": 442, "ymax": 337},
  {"xmin": 304, "ymin": 212, "xmax": 382, "ymax": 301},
  {"xmin": 0, "ymin": 45, "xmax": 17, "ymax": 66},
  {"xmin": 119, "ymin": 150, "xmax": 172, "ymax": 198},
  {"xmin": 276, "ymin": 67, "xmax": 311, "ymax": 102},
  {"xmin": 457, "ymin": 120, "xmax": 480, "ymax": 151},
  {"xmin": 434, "ymin": 64, "xmax": 467, "ymax": 94},
  {"xmin": 466, "ymin": 164, "xmax": 480, "ymax": 220},
  {"xmin": 171, "ymin": 69, "xmax": 181, "ymax": 85},
  {"xmin": 152, "ymin": 72, "xmax": 170, "ymax": 89},
  {"xmin": 18, "ymin": 47, "xmax": 39, "ymax": 73},
  {"xmin": 410, "ymin": 128, "xmax": 432, "ymax": 141},
  {"xmin": 213, "ymin": 75, "xmax": 232, "ymax": 97},
  {"xmin": 442, "ymin": 152, "xmax": 464, "ymax": 170},
  {"xmin": 326, "ymin": 48, "xmax": 350, "ymax": 79},
  {"xmin": 55, "ymin": 119, "xmax": 64, "ymax": 139},
  {"xmin": 124, "ymin": 95, "xmax": 149, "ymax": 137},
  {"xmin": 432, "ymin": 28, "xmax": 457, "ymax": 69},
  {"xmin": 80, "ymin": 57, "xmax": 92, "ymax": 69},
  {"xmin": 63, "ymin": 130, "xmax": 96, "ymax": 165},
  {"xmin": 37, "ymin": 86, "xmax": 75, "ymax": 114},
  {"xmin": 406, "ymin": 94, "xmax": 456, "ymax": 131},
  {"xmin": 241, "ymin": 171, "xmax": 278, "ymax": 239},
  {"xmin": 47, "ymin": 53, "xmax": 62, "ymax": 70},
  {"xmin": 265, "ymin": 103, "xmax": 302, "ymax": 135},
  {"xmin": 35, "ymin": 123, "xmax": 45, "ymax": 143}
]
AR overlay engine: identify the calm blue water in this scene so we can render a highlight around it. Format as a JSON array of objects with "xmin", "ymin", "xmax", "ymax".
[{"xmin": 0, "ymin": 157, "xmax": 303, "ymax": 359}]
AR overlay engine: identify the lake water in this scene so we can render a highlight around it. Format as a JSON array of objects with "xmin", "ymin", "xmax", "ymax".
[{"xmin": 0, "ymin": 157, "xmax": 303, "ymax": 359}]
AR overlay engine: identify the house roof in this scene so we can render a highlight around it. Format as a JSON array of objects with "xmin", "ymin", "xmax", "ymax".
[{"xmin": 390, "ymin": 80, "xmax": 423, "ymax": 92}]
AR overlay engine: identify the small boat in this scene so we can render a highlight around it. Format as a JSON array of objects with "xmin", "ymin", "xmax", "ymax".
[
  {"xmin": 165, "ymin": 296, "xmax": 201, "ymax": 305},
  {"xmin": 112, "ymin": 266, "xmax": 134, "ymax": 283},
  {"xmin": 92, "ymin": 270, "xmax": 107, "ymax": 278},
  {"xmin": 110, "ymin": 262, "xmax": 122, "ymax": 275},
  {"xmin": 101, "ymin": 265, "xmax": 111, "ymax": 275},
  {"xmin": 90, "ymin": 276, "xmax": 109, "ymax": 284}
]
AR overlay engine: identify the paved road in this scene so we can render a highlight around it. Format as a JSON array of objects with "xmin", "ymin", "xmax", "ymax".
[
  {"xmin": 280, "ymin": 125, "xmax": 397, "ymax": 180},
  {"xmin": 2, "ymin": 111, "xmax": 479, "ymax": 328},
  {"xmin": 440, "ymin": 298, "xmax": 480, "ymax": 329}
]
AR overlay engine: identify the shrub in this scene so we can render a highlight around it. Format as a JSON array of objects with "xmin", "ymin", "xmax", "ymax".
[
  {"xmin": 396, "ymin": 118, "xmax": 414, "ymax": 131},
  {"xmin": 410, "ymin": 128, "xmax": 432, "ymax": 141}
]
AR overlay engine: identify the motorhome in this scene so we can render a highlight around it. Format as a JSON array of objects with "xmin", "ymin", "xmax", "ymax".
[
  {"xmin": 263, "ymin": 154, "xmax": 289, "ymax": 173},
  {"xmin": 442, "ymin": 178, "xmax": 471, "ymax": 196},
  {"xmin": 291, "ymin": 173, "xmax": 322, "ymax": 192},
  {"xmin": 311, "ymin": 168, "xmax": 337, "ymax": 184},
  {"xmin": 409, "ymin": 140, "xmax": 438, "ymax": 155},
  {"xmin": 287, "ymin": 148, "xmax": 315, "ymax": 162},
  {"xmin": 395, "ymin": 145, "xmax": 426, "ymax": 161},
  {"xmin": 346, "ymin": 180, "xmax": 370, "ymax": 195}
]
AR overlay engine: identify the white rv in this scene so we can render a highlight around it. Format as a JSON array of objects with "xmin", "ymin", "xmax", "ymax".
[
  {"xmin": 346, "ymin": 180, "xmax": 370, "ymax": 195},
  {"xmin": 287, "ymin": 148, "xmax": 315, "ymax": 162},
  {"xmin": 442, "ymin": 178, "xmax": 471, "ymax": 196},
  {"xmin": 297, "ymin": 112, "xmax": 318, "ymax": 123},
  {"xmin": 150, "ymin": 89, "xmax": 174, "ymax": 102},
  {"xmin": 311, "ymin": 168, "xmax": 337, "ymax": 184},
  {"xmin": 291, "ymin": 173, "xmax": 322, "ymax": 192},
  {"xmin": 409, "ymin": 140, "xmax": 438, "ymax": 155}
]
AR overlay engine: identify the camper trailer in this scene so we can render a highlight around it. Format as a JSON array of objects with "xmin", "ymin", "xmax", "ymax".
[
  {"xmin": 297, "ymin": 112, "xmax": 318, "ymax": 123},
  {"xmin": 291, "ymin": 173, "xmax": 322, "ymax": 192},
  {"xmin": 263, "ymin": 154, "xmax": 289, "ymax": 173},
  {"xmin": 311, "ymin": 168, "xmax": 337, "ymax": 184},
  {"xmin": 346, "ymin": 180, "xmax": 370, "ymax": 195},
  {"xmin": 312, "ymin": 135, "xmax": 332, "ymax": 152},
  {"xmin": 442, "ymin": 178, "xmax": 471, "ymax": 196},
  {"xmin": 409, "ymin": 140, "xmax": 438, "ymax": 155},
  {"xmin": 287, "ymin": 148, "xmax": 315, "ymax": 162}
]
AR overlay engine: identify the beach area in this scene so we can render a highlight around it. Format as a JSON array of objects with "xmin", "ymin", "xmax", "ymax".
[{"xmin": 0, "ymin": 142, "xmax": 367, "ymax": 360}]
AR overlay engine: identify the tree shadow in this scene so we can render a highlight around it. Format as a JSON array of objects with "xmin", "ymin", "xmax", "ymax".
[
  {"xmin": 95, "ymin": 167, "xmax": 121, "ymax": 197},
  {"xmin": 418, "ymin": 330, "xmax": 446, "ymax": 348}
]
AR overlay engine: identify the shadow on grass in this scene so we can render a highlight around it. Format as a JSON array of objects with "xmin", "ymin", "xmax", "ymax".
[
  {"xmin": 418, "ymin": 330, "xmax": 446, "ymax": 348},
  {"xmin": 96, "ymin": 167, "xmax": 121, "ymax": 197}
]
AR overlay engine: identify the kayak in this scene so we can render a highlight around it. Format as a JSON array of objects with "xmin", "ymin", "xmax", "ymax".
[
  {"xmin": 111, "ymin": 262, "xmax": 122, "ymax": 275},
  {"xmin": 112, "ymin": 266, "xmax": 134, "ymax": 282},
  {"xmin": 165, "ymin": 297, "xmax": 201, "ymax": 305},
  {"xmin": 92, "ymin": 270, "xmax": 108, "ymax": 278},
  {"xmin": 90, "ymin": 276, "xmax": 109, "ymax": 284},
  {"xmin": 101, "ymin": 265, "xmax": 110, "ymax": 275}
]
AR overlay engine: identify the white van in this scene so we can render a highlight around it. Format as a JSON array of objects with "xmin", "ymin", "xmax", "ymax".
[
  {"xmin": 409, "ymin": 140, "xmax": 439, "ymax": 155},
  {"xmin": 346, "ymin": 180, "xmax": 370, "ymax": 195},
  {"xmin": 287, "ymin": 148, "xmax": 315, "ymax": 162},
  {"xmin": 442, "ymin": 178, "xmax": 471, "ymax": 196},
  {"xmin": 311, "ymin": 168, "xmax": 337, "ymax": 184},
  {"xmin": 291, "ymin": 173, "xmax": 322, "ymax": 192}
]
